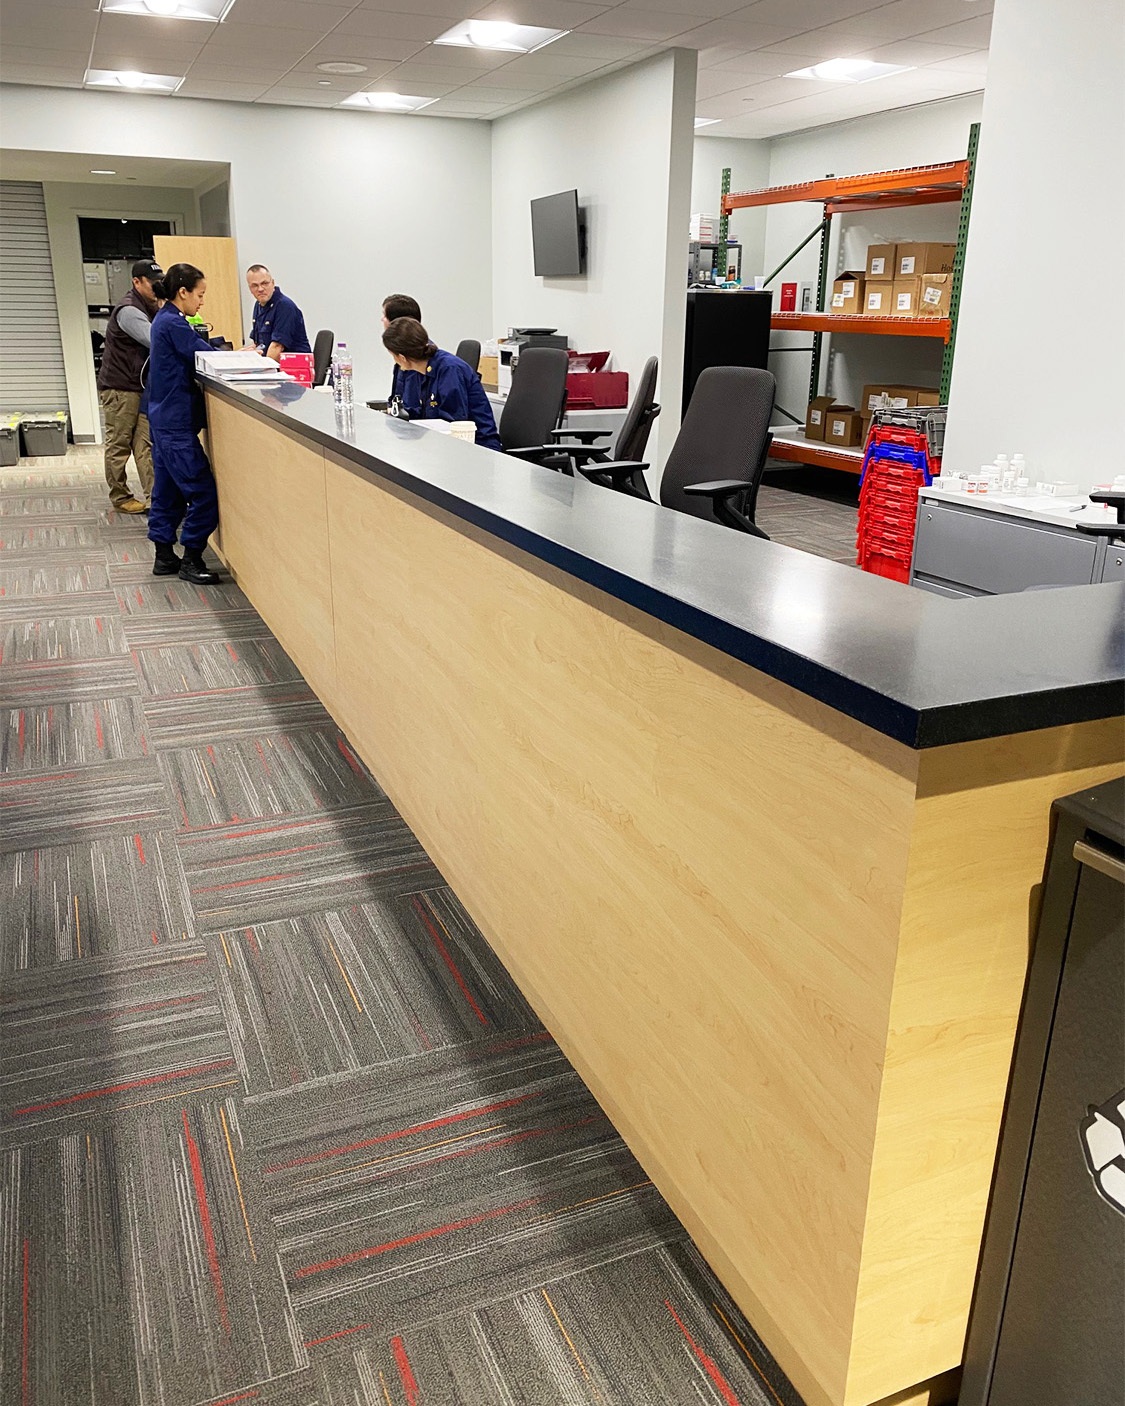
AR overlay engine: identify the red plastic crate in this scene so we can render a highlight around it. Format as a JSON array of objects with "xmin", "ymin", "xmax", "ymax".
[{"xmin": 860, "ymin": 550, "xmax": 912, "ymax": 583}]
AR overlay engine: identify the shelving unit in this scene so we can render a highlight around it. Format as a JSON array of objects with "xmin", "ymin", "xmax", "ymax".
[{"xmin": 720, "ymin": 130, "xmax": 978, "ymax": 474}]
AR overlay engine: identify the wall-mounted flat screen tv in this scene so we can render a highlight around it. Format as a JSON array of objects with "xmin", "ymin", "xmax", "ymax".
[{"xmin": 531, "ymin": 189, "xmax": 586, "ymax": 277}]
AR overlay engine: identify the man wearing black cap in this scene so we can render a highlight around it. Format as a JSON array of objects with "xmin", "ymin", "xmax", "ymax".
[{"xmin": 97, "ymin": 258, "xmax": 162, "ymax": 514}]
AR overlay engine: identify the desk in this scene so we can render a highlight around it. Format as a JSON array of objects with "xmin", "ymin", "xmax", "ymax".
[
  {"xmin": 203, "ymin": 378, "xmax": 1123, "ymax": 1406},
  {"xmin": 486, "ymin": 390, "xmax": 628, "ymax": 446}
]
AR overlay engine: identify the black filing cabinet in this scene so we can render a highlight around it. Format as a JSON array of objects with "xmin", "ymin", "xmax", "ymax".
[
  {"xmin": 961, "ymin": 777, "xmax": 1125, "ymax": 1406},
  {"xmin": 682, "ymin": 289, "xmax": 771, "ymax": 417}
]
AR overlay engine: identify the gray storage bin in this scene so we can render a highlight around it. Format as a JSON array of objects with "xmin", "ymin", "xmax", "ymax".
[
  {"xmin": 0, "ymin": 416, "xmax": 19, "ymax": 466},
  {"xmin": 19, "ymin": 412, "xmax": 68, "ymax": 457}
]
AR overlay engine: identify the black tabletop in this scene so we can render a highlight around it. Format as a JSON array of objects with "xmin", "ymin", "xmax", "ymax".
[{"xmin": 203, "ymin": 378, "xmax": 1125, "ymax": 750}]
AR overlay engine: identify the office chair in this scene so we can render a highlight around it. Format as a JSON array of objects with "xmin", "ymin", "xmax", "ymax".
[
  {"xmin": 579, "ymin": 366, "xmax": 776, "ymax": 539},
  {"xmin": 508, "ymin": 356, "xmax": 660, "ymax": 477},
  {"xmin": 497, "ymin": 346, "xmax": 569, "ymax": 454},
  {"xmin": 312, "ymin": 329, "xmax": 334, "ymax": 387},
  {"xmin": 455, "ymin": 338, "xmax": 481, "ymax": 375}
]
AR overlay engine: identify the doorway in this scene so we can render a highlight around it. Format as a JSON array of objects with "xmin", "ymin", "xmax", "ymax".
[{"xmin": 80, "ymin": 217, "xmax": 172, "ymax": 375}]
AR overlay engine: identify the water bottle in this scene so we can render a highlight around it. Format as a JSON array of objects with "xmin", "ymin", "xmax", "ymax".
[{"xmin": 332, "ymin": 341, "xmax": 353, "ymax": 408}]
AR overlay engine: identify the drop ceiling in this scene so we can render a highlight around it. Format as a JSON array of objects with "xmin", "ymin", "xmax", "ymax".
[{"xmin": 0, "ymin": 0, "xmax": 992, "ymax": 137}]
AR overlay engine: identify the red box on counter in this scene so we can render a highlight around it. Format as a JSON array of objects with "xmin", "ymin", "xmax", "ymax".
[
  {"xmin": 280, "ymin": 352, "xmax": 314, "ymax": 385},
  {"xmin": 565, "ymin": 370, "xmax": 629, "ymax": 409}
]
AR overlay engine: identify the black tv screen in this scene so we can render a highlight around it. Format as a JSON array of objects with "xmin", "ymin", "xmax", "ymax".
[{"xmin": 531, "ymin": 189, "xmax": 585, "ymax": 277}]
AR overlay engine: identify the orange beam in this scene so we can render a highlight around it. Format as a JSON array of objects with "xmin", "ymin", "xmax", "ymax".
[
  {"xmin": 768, "ymin": 438, "xmax": 863, "ymax": 474},
  {"xmin": 723, "ymin": 160, "xmax": 968, "ymax": 213},
  {"xmin": 770, "ymin": 311, "xmax": 951, "ymax": 342}
]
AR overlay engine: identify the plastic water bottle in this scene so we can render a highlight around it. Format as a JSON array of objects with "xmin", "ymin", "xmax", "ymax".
[{"xmin": 332, "ymin": 341, "xmax": 353, "ymax": 409}]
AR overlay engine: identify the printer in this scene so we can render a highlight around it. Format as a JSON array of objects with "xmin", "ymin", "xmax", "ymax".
[{"xmin": 498, "ymin": 327, "xmax": 568, "ymax": 393}]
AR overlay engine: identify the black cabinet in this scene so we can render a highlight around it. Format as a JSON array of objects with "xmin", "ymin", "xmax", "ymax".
[
  {"xmin": 962, "ymin": 777, "xmax": 1125, "ymax": 1406},
  {"xmin": 682, "ymin": 289, "xmax": 771, "ymax": 417}
]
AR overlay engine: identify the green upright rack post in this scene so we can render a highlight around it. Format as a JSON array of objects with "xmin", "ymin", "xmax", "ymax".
[
  {"xmin": 941, "ymin": 122, "xmax": 980, "ymax": 402},
  {"xmin": 717, "ymin": 167, "xmax": 731, "ymax": 281}
]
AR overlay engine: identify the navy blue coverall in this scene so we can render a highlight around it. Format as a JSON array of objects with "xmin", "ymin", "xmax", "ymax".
[
  {"xmin": 146, "ymin": 305, "xmax": 217, "ymax": 552},
  {"xmin": 398, "ymin": 348, "xmax": 503, "ymax": 450}
]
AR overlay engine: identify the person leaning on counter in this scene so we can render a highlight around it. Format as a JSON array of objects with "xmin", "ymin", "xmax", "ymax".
[
  {"xmin": 244, "ymin": 263, "xmax": 310, "ymax": 362},
  {"xmin": 382, "ymin": 317, "xmax": 502, "ymax": 451}
]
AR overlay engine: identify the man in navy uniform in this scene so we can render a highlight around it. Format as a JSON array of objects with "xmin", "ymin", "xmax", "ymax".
[{"xmin": 244, "ymin": 264, "xmax": 311, "ymax": 362}]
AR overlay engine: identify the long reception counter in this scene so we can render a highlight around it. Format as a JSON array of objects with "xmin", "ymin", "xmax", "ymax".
[{"xmin": 204, "ymin": 379, "xmax": 1123, "ymax": 1406}]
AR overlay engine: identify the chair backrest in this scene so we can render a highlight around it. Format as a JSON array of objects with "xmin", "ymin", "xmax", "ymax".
[
  {"xmin": 498, "ymin": 346, "xmax": 569, "ymax": 452},
  {"xmin": 613, "ymin": 355, "xmax": 660, "ymax": 463},
  {"xmin": 454, "ymin": 338, "xmax": 481, "ymax": 374},
  {"xmin": 312, "ymin": 328, "xmax": 334, "ymax": 386},
  {"xmin": 659, "ymin": 366, "xmax": 776, "ymax": 522}
]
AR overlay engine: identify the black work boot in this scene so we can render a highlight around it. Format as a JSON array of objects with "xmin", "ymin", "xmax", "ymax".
[
  {"xmin": 179, "ymin": 549, "xmax": 221, "ymax": 586},
  {"xmin": 152, "ymin": 541, "xmax": 181, "ymax": 576}
]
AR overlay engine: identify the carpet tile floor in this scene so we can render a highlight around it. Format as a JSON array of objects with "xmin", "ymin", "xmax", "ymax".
[{"xmin": 0, "ymin": 446, "xmax": 810, "ymax": 1406}]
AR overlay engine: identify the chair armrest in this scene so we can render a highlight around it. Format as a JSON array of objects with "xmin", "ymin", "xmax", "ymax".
[
  {"xmin": 549, "ymin": 427, "xmax": 611, "ymax": 444},
  {"xmin": 577, "ymin": 459, "xmax": 648, "ymax": 486},
  {"xmin": 682, "ymin": 479, "xmax": 753, "ymax": 502},
  {"xmin": 507, "ymin": 444, "xmax": 572, "ymax": 462}
]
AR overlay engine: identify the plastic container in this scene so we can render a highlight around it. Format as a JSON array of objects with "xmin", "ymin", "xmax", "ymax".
[
  {"xmin": 19, "ymin": 411, "xmax": 67, "ymax": 457},
  {"xmin": 0, "ymin": 413, "xmax": 19, "ymax": 466},
  {"xmin": 449, "ymin": 421, "xmax": 477, "ymax": 443},
  {"xmin": 332, "ymin": 342, "xmax": 353, "ymax": 409},
  {"xmin": 279, "ymin": 352, "xmax": 314, "ymax": 386}
]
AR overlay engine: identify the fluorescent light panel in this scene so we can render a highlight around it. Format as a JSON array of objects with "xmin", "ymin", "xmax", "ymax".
[
  {"xmin": 694, "ymin": 117, "xmax": 720, "ymax": 128},
  {"xmin": 85, "ymin": 68, "xmax": 184, "ymax": 92},
  {"xmin": 784, "ymin": 58, "xmax": 914, "ymax": 82},
  {"xmin": 339, "ymin": 92, "xmax": 437, "ymax": 112},
  {"xmin": 433, "ymin": 20, "xmax": 568, "ymax": 53},
  {"xmin": 100, "ymin": 0, "xmax": 236, "ymax": 19}
]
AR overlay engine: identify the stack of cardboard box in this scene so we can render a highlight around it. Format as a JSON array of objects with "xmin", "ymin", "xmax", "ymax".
[{"xmin": 804, "ymin": 383, "xmax": 941, "ymax": 448}]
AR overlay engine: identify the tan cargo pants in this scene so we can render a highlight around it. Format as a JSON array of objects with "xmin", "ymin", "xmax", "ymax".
[{"xmin": 100, "ymin": 389, "xmax": 154, "ymax": 506}]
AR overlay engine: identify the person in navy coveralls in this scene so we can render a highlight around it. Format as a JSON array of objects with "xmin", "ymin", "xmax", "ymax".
[
  {"xmin": 146, "ymin": 263, "xmax": 221, "ymax": 585},
  {"xmin": 382, "ymin": 317, "xmax": 502, "ymax": 451},
  {"xmin": 245, "ymin": 264, "xmax": 311, "ymax": 361}
]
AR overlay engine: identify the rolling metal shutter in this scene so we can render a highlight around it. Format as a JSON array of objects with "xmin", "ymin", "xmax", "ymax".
[{"xmin": 0, "ymin": 181, "xmax": 69, "ymax": 416}]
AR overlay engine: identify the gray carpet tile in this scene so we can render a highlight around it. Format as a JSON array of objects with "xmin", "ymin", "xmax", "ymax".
[
  {"xmin": 212, "ymin": 890, "xmax": 541, "ymax": 1094},
  {"xmin": 0, "ymin": 447, "xmax": 810, "ymax": 1406},
  {"xmin": 1, "ymin": 829, "xmax": 196, "ymax": 972}
]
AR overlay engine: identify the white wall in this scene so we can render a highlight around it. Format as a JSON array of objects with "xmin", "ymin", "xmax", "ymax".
[
  {"xmin": 943, "ymin": 0, "xmax": 1125, "ymax": 489},
  {"xmin": 491, "ymin": 51, "xmax": 697, "ymax": 470},
  {"xmin": 759, "ymin": 94, "xmax": 983, "ymax": 428},
  {"xmin": 41, "ymin": 181, "xmax": 200, "ymax": 441},
  {"xmin": 0, "ymin": 85, "xmax": 494, "ymax": 436},
  {"xmin": 691, "ymin": 135, "xmax": 771, "ymax": 283}
]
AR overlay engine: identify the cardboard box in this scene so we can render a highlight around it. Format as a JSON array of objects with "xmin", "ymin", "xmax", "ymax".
[
  {"xmin": 829, "ymin": 271, "xmax": 866, "ymax": 315},
  {"xmin": 826, "ymin": 408, "xmax": 865, "ymax": 448},
  {"xmin": 918, "ymin": 272, "xmax": 953, "ymax": 317},
  {"xmin": 891, "ymin": 277, "xmax": 923, "ymax": 316},
  {"xmin": 805, "ymin": 394, "xmax": 839, "ymax": 441},
  {"xmin": 860, "ymin": 383, "xmax": 915, "ymax": 417},
  {"xmin": 866, "ymin": 243, "xmax": 897, "ymax": 281},
  {"xmin": 895, "ymin": 241, "xmax": 956, "ymax": 277},
  {"xmin": 864, "ymin": 284, "xmax": 893, "ymax": 315},
  {"xmin": 915, "ymin": 389, "xmax": 942, "ymax": 408},
  {"xmin": 478, "ymin": 354, "xmax": 499, "ymax": 387}
]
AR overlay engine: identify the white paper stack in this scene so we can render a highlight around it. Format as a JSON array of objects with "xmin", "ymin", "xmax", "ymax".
[{"xmin": 195, "ymin": 349, "xmax": 292, "ymax": 382}]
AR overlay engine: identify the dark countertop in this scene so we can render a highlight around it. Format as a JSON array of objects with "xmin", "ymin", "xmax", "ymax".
[{"xmin": 203, "ymin": 378, "xmax": 1125, "ymax": 751}]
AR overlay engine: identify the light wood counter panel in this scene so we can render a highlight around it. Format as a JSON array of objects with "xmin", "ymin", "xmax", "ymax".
[
  {"xmin": 206, "ymin": 394, "xmax": 338, "ymax": 714},
  {"xmin": 154, "ymin": 235, "xmax": 244, "ymax": 348},
  {"xmin": 205, "ymin": 396, "xmax": 1124, "ymax": 1406}
]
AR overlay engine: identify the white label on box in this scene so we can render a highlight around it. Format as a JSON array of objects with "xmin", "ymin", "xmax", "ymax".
[
  {"xmin": 923, "ymin": 286, "xmax": 942, "ymax": 305},
  {"xmin": 830, "ymin": 421, "xmax": 845, "ymax": 437},
  {"xmin": 900, "ymin": 255, "xmax": 916, "ymax": 274},
  {"xmin": 867, "ymin": 291, "xmax": 883, "ymax": 310},
  {"xmin": 896, "ymin": 292, "xmax": 913, "ymax": 310},
  {"xmin": 890, "ymin": 396, "xmax": 909, "ymax": 409},
  {"xmin": 842, "ymin": 281, "xmax": 856, "ymax": 297},
  {"xmin": 810, "ymin": 410, "xmax": 823, "ymax": 425},
  {"xmin": 831, "ymin": 292, "xmax": 845, "ymax": 308},
  {"xmin": 870, "ymin": 257, "xmax": 885, "ymax": 275}
]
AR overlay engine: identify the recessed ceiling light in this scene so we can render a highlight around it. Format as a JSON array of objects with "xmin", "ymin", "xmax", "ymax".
[
  {"xmin": 317, "ymin": 80, "xmax": 332, "ymax": 86},
  {"xmin": 433, "ymin": 20, "xmax": 568, "ymax": 53},
  {"xmin": 338, "ymin": 92, "xmax": 438, "ymax": 113},
  {"xmin": 100, "ymin": 0, "xmax": 235, "ymax": 20},
  {"xmin": 316, "ymin": 61, "xmax": 368, "ymax": 75},
  {"xmin": 90, "ymin": 168, "xmax": 118, "ymax": 175},
  {"xmin": 694, "ymin": 117, "xmax": 720, "ymax": 128},
  {"xmin": 784, "ymin": 58, "xmax": 914, "ymax": 83},
  {"xmin": 84, "ymin": 68, "xmax": 185, "ymax": 93}
]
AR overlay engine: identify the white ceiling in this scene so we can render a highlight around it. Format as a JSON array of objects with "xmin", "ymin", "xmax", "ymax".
[
  {"xmin": 0, "ymin": 0, "xmax": 993, "ymax": 137},
  {"xmin": 0, "ymin": 147, "xmax": 228, "ymax": 187}
]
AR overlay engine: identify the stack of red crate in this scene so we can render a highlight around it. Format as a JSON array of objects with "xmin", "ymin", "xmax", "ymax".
[{"xmin": 856, "ymin": 410, "xmax": 945, "ymax": 583}]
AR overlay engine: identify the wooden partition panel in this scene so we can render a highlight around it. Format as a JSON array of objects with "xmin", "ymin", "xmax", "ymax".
[{"xmin": 154, "ymin": 235, "xmax": 244, "ymax": 347}]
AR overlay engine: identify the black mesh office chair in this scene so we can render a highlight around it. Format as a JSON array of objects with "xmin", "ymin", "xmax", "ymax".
[
  {"xmin": 497, "ymin": 346, "xmax": 569, "ymax": 454},
  {"xmin": 312, "ymin": 329, "xmax": 334, "ymax": 387},
  {"xmin": 580, "ymin": 366, "xmax": 776, "ymax": 539},
  {"xmin": 455, "ymin": 339, "xmax": 481, "ymax": 375},
  {"xmin": 508, "ymin": 356, "xmax": 660, "ymax": 476}
]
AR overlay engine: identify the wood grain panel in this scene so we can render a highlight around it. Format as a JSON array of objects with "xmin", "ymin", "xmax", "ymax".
[
  {"xmin": 848, "ymin": 721, "xmax": 1124, "ymax": 1403},
  {"xmin": 323, "ymin": 451, "xmax": 921, "ymax": 1406},
  {"xmin": 205, "ymin": 395, "xmax": 337, "ymax": 710},
  {"xmin": 154, "ymin": 235, "xmax": 243, "ymax": 347}
]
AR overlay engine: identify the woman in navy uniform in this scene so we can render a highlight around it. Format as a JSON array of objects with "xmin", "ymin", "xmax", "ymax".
[
  {"xmin": 381, "ymin": 318, "xmax": 502, "ymax": 451},
  {"xmin": 146, "ymin": 263, "xmax": 221, "ymax": 585}
]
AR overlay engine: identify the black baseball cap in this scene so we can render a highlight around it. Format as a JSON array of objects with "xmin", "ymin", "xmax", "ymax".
[{"xmin": 132, "ymin": 259, "xmax": 163, "ymax": 281}]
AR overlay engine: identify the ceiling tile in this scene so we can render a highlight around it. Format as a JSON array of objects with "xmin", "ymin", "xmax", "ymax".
[
  {"xmin": 0, "ymin": 10, "xmax": 98, "ymax": 50},
  {"xmin": 575, "ymin": 9, "xmax": 702, "ymax": 41},
  {"xmin": 196, "ymin": 21, "xmax": 323, "ymax": 55},
  {"xmin": 918, "ymin": 49, "xmax": 988, "ymax": 76},
  {"xmin": 755, "ymin": 31, "xmax": 890, "ymax": 60},
  {"xmin": 330, "ymin": 10, "xmax": 462, "ymax": 40},
  {"xmin": 917, "ymin": 15, "xmax": 994, "ymax": 46},
  {"xmin": 546, "ymin": 33, "xmax": 655, "ymax": 58},
  {"xmin": 613, "ymin": 0, "xmax": 752, "ymax": 14},
  {"xmin": 294, "ymin": 35, "xmax": 427, "ymax": 62},
  {"xmin": 363, "ymin": 70, "xmax": 467, "ymax": 93},
  {"xmin": 467, "ymin": 0, "xmax": 614, "ymax": 25},
  {"xmin": 452, "ymin": 65, "xmax": 558, "ymax": 89},
  {"xmin": 350, "ymin": 0, "xmax": 475, "ymax": 15},
  {"xmin": 176, "ymin": 77, "xmax": 274, "ymax": 98},
  {"xmin": 738, "ymin": 0, "xmax": 893, "ymax": 26},
  {"xmin": 452, "ymin": 81, "xmax": 541, "ymax": 99},
  {"xmin": 221, "ymin": 0, "xmax": 353, "ymax": 28},
  {"xmin": 371, "ymin": 59, "xmax": 480, "ymax": 83},
  {"xmin": 494, "ymin": 50, "xmax": 609, "ymax": 76},
  {"xmin": 672, "ymin": 17, "xmax": 804, "ymax": 49},
  {"xmin": 703, "ymin": 48, "xmax": 817, "ymax": 75},
  {"xmin": 399, "ymin": 43, "xmax": 517, "ymax": 69},
  {"xmin": 253, "ymin": 87, "xmax": 345, "ymax": 104},
  {"xmin": 183, "ymin": 58, "xmax": 294, "ymax": 80},
  {"xmin": 861, "ymin": 37, "xmax": 978, "ymax": 64}
]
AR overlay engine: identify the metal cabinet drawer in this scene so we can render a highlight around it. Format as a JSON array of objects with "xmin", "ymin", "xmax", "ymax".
[
  {"xmin": 1099, "ymin": 543, "xmax": 1125, "ymax": 583},
  {"xmin": 913, "ymin": 502, "xmax": 1098, "ymax": 594}
]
